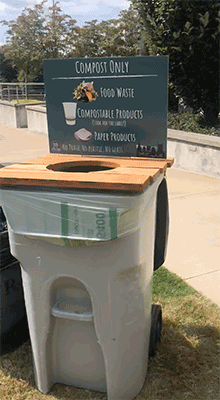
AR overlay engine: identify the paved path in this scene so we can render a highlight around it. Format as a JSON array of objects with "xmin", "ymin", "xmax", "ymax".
[
  {"xmin": 165, "ymin": 168, "xmax": 220, "ymax": 306},
  {"xmin": 0, "ymin": 125, "xmax": 49, "ymax": 164},
  {"xmin": 0, "ymin": 124, "xmax": 220, "ymax": 307}
]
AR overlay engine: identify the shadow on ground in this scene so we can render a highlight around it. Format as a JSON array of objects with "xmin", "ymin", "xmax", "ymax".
[{"xmin": 0, "ymin": 317, "xmax": 219, "ymax": 400}]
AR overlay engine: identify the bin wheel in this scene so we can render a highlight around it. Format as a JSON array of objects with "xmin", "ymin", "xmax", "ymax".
[{"xmin": 149, "ymin": 304, "xmax": 162, "ymax": 357}]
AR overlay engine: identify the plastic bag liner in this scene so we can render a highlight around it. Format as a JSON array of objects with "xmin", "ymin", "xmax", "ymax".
[{"xmin": 0, "ymin": 189, "xmax": 146, "ymax": 246}]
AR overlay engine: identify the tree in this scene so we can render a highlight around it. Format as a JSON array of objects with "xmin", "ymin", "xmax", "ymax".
[
  {"xmin": 1, "ymin": 1, "xmax": 142, "ymax": 82},
  {"xmin": 1, "ymin": 1, "xmax": 78, "ymax": 81},
  {"xmin": 0, "ymin": 52, "xmax": 17, "ymax": 82},
  {"xmin": 71, "ymin": 20, "xmax": 103, "ymax": 58},
  {"xmin": 43, "ymin": 1, "xmax": 77, "ymax": 59},
  {"xmin": 1, "ymin": 1, "xmax": 47, "ymax": 82},
  {"xmin": 131, "ymin": 0, "xmax": 220, "ymax": 124},
  {"xmin": 106, "ymin": 7, "xmax": 142, "ymax": 56},
  {"xmin": 71, "ymin": 6, "xmax": 142, "ymax": 58}
]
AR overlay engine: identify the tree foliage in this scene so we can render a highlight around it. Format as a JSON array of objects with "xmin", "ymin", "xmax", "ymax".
[
  {"xmin": 71, "ymin": 7, "xmax": 142, "ymax": 58},
  {"xmin": 43, "ymin": 2, "xmax": 77, "ymax": 59},
  {"xmin": 0, "ymin": 2, "xmax": 141, "ymax": 81},
  {"xmin": 1, "ymin": 1, "xmax": 46, "ymax": 82},
  {"xmin": 131, "ymin": 0, "xmax": 220, "ymax": 123},
  {"xmin": 0, "ymin": 1, "xmax": 77, "ymax": 81},
  {"xmin": 0, "ymin": 58, "xmax": 17, "ymax": 82}
]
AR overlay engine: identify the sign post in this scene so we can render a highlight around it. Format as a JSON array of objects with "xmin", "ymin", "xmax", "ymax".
[{"xmin": 43, "ymin": 56, "xmax": 168, "ymax": 158}]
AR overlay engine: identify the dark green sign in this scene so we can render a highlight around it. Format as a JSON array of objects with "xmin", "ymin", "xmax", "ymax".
[{"xmin": 43, "ymin": 56, "xmax": 168, "ymax": 158}]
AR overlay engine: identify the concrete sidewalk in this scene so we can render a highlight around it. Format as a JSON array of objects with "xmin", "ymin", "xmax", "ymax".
[
  {"xmin": 1, "ymin": 124, "xmax": 220, "ymax": 307},
  {"xmin": 165, "ymin": 168, "xmax": 220, "ymax": 307},
  {"xmin": 0, "ymin": 124, "xmax": 49, "ymax": 164}
]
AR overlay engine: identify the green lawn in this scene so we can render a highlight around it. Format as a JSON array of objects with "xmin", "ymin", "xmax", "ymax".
[{"xmin": 11, "ymin": 99, "xmax": 43, "ymax": 104}]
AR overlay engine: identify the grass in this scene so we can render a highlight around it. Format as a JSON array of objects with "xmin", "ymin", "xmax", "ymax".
[
  {"xmin": 11, "ymin": 99, "xmax": 43, "ymax": 104},
  {"xmin": 167, "ymin": 112, "xmax": 219, "ymax": 136},
  {"xmin": 0, "ymin": 267, "xmax": 219, "ymax": 400},
  {"xmin": 152, "ymin": 267, "xmax": 197, "ymax": 299}
]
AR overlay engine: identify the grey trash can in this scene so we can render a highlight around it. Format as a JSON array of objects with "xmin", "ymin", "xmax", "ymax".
[{"xmin": 0, "ymin": 157, "xmax": 172, "ymax": 399}]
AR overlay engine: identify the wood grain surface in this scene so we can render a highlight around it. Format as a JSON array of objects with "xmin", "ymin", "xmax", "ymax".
[{"xmin": 0, "ymin": 154, "xmax": 174, "ymax": 192}]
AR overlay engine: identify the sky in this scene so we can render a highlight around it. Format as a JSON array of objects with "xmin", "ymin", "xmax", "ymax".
[{"xmin": 0, "ymin": 0, "xmax": 130, "ymax": 45}]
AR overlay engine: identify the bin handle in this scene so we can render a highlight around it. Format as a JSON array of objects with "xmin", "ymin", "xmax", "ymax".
[{"xmin": 51, "ymin": 304, "xmax": 93, "ymax": 322}]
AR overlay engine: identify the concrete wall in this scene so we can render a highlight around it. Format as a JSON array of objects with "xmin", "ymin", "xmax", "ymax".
[
  {"xmin": 167, "ymin": 129, "xmax": 220, "ymax": 178},
  {"xmin": 0, "ymin": 101, "xmax": 20, "ymax": 128},
  {"xmin": 26, "ymin": 104, "xmax": 48, "ymax": 136},
  {"xmin": 0, "ymin": 100, "xmax": 44, "ymax": 129}
]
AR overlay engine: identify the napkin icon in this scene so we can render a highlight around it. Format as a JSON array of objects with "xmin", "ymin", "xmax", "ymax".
[{"xmin": 74, "ymin": 128, "xmax": 92, "ymax": 142}]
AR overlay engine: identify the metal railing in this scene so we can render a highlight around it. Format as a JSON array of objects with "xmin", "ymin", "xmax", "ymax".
[{"xmin": 0, "ymin": 82, "xmax": 45, "ymax": 102}]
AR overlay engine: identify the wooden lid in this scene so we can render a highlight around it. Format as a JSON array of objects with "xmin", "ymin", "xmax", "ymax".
[{"xmin": 0, "ymin": 154, "xmax": 174, "ymax": 192}]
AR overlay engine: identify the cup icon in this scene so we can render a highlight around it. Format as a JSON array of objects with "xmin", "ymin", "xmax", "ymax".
[{"xmin": 63, "ymin": 102, "xmax": 77, "ymax": 125}]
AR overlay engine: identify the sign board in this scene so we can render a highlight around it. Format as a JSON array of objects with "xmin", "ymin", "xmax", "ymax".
[{"xmin": 43, "ymin": 56, "xmax": 168, "ymax": 158}]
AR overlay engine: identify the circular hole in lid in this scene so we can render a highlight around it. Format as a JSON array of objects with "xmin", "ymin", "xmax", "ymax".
[{"xmin": 47, "ymin": 161, "xmax": 119, "ymax": 173}]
